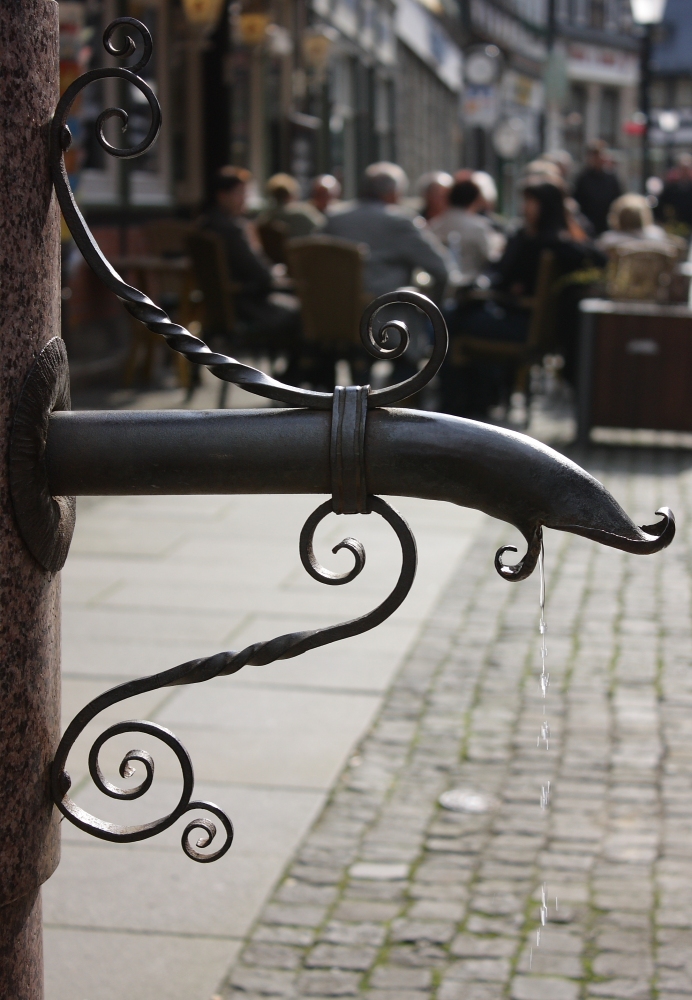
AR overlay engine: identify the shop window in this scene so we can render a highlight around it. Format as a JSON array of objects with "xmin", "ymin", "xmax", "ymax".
[{"xmin": 64, "ymin": 0, "xmax": 171, "ymax": 208}]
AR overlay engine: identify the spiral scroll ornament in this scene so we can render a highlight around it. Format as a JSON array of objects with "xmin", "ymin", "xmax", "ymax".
[{"xmin": 51, "ymin": 497, "xmax": 417, "ymax": 859}]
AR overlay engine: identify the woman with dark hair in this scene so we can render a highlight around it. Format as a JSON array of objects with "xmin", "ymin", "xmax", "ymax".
[
  {"xmin": 495, "ymin": 183, "xmax": 598, "ymax": 302},
  {"xmin": 440, "ymin": 182, "xmax": 605, "ymax": 415}
]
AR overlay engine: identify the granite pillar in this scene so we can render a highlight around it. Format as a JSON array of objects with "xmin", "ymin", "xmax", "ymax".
[{"xmin": 0, "ymin": 1, "xmax": 61, "ymax": 997}]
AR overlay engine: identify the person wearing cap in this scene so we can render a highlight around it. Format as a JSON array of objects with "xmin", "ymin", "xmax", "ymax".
[
  {"xmin": 257, "ymin": 173, "xmax": 324, "ymax": 238},
  {"xmin": 573, "ymin": 139, "xmax": 622, "ymax": 236}
]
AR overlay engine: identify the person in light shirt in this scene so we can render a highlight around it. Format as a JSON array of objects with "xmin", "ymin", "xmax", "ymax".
[{"xmin": 429, "ymin": 178, "xmax": 496, "ymax": 280}]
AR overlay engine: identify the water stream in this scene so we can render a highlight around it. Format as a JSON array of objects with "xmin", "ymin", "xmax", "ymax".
[{"xmin": 532, "ymin": 538, "xmax": 557, "ymax": 964}]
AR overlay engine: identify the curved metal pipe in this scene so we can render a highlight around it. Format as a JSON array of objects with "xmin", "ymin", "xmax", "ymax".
[{"xmin": 46, "ymin": 407, "xmax": 675, "ymax": 577}]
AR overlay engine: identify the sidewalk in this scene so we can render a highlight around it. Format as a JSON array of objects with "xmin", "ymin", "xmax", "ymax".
[
  {"xmin": 43, "ymin": 485, "xmax": 485, "ymax": 1000},
  {"xmin": 215, "ymin": 445, "xmax": 692, "ymax": 1000}
]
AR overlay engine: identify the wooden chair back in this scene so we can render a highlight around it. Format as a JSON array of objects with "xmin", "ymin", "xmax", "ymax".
[
  {"xmin": 185, "ymin": 229, "xmax": 236, "ymax": 340},
  {"xmin": 606, "ymin": 241, "xmax": 680, "ymax": 302},
  {"xmin": 285, "ymin": 235, "xmax": 367, "ymax": 349},
  {"xmin": 258, "ymin": 219, "xmax": 289, "ymax": 264},
  {"xmin": 526, "ymin": 249, "xmax": 558, "ymax": 351}
]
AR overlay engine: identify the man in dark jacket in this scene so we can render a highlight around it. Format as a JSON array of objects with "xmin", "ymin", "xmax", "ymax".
[{"xmin": 573, "ymin": 140, "xmax": 622, "ymax": 235}]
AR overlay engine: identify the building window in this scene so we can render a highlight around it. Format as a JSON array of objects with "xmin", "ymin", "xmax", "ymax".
[
  {"xmin": 572, "ymin": 0, "xmax": 588, "ymax": 27},
  {"xmin": 590, "ymin": 0, "xmax": 605, "ymax": 29},
  {"xmin": 600, "ymin": 87, "xmax": 619, "ymax": 146},
  {"xmin": 677, "ymin": 79, "xmax": 692, "ymax": 109},
  {"xmin": 650, "ymin": 79, "xmax": 668, "ymax": 110}
]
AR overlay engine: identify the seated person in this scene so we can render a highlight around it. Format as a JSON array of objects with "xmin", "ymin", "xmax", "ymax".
[
  {"xmin": 324, "ymin": 162, "xmax": 451, "ymax": 388},
  {"xmin": 440, "ymin": 183, "xmax": 605, "ymax": 415},
  {"xmin": 429, "ymin": 178, "xmax": 497, "ymax": 280},
  {"xmin": 257, "ymin": 173, "xmax": 324, "ymax": 239},
  {"xmin": 597, "ymin": 193, "xmax": 674, "ymax": 251},
  {"xmin": 201, "ymin": 166, "xmax": 299, "ymax": 348},
  {"xmin": 324, "ymin": 161, "xmax": 450, "ymax": 300},
  {"xmin": 487, "ymin": 182, "xmax": 604, "ymax": 331},
  {"xmin": 417, "ymin": 171, "xmax": 453, "ymax": 221}
]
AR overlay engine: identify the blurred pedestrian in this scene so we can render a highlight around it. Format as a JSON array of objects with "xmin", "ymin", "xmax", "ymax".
[
  {"xmin": 257, "ymin": 172, "xmax": 324, "ymax": 238},
  {"xmin": 417, "ymin": 171, "xmax": 453, "ymax": 221},
  {"xmin": 310, "ymin": 174, "xmax": 341, "ymax": 215},
  {"xmin": 543, "ymin": 149, "xmax": 574, "ymax": 184},
  {"xmin": 573, "ymin": 139, "xmax": 622, "ymax": 235},
  {"xmin": 202, "ymin": 166, "xmax": 300, "ymax": 347},
  {"xmin": 429, "ymin": 178, "xmax": 495, "ymax": 279},
  {"xmin": 657, "ymin": 153, "xmax": 692, "ymax": 239},
  {"xmin": 324, "ymin": 162, "xmax": 450, "ymax": 299}
]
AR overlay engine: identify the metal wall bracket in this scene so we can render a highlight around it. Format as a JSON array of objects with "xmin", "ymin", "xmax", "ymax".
[{"xmin": 9, "ymin": 337, "xmax": 76, "ymax": 573}]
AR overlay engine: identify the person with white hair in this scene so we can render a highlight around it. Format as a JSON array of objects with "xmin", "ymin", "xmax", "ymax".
[
  {"xmin": 324, "ymin": 162, "xmax": 450, "ymax": 299},
  {"xmin": 597, "ymin": 193, "xmax": 669, "ymax": 251}
]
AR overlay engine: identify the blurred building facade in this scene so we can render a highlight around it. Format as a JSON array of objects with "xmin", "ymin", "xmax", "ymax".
[
  {"xmin": 60, "ymin": 0, "xmax": 465, "ymax": 211},
  {"xmin": 554, "ymin": 0, "xmax": 640, "ymax": 186},
  {"xmin": 650, "ymin": 0, "xmax": 692, "ymax": 174}
]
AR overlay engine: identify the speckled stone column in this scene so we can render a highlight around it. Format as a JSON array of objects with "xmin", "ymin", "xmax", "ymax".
[{"xmin": 0, "ymin": 2, "xmax": 61, "ymax": 997}]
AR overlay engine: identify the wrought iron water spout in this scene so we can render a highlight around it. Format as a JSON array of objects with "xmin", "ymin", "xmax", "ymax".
[{"xmin": 9, "ymin": 17, "xmax": 674, "ymax": 864}]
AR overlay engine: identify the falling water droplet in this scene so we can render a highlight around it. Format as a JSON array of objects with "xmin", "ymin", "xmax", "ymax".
[
  {"xmin": 529, "ymin": 947, "xmax": 533, "ymax": 969},
  {"xmin": 536, "ymin": 928, "xmax": 541, "ymax": 947},
  {"xmin": 539, "ymin": 720, "xmax": 551, "ymax": 751},
  {"xmin": 540, "ymin": 781, "xmax": 551, "ymax": 810},
  {"xmin": 540, "ymin": 883, "xmax": 548, "ymax": 926}
]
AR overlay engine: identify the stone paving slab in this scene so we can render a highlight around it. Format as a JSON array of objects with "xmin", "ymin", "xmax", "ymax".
[{"xmin": 215, "ymin": 447, "xmax": 692, "ymax": 1000}]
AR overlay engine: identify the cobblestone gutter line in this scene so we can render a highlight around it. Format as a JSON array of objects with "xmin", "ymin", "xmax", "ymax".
[{"xmin": 219, "ymin": 449, "xmax": 692, "ymax": 1000}]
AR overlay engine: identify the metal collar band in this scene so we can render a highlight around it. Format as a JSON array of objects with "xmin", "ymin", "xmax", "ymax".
[{"xmin": 330, "ymin": 385, "xmax": 369, "ymax": 515}]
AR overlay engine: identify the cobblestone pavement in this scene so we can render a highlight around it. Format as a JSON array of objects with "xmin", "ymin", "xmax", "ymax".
[{"xmin": 219, "ymin": 446, "xmax": 692, "ymax": 1000}]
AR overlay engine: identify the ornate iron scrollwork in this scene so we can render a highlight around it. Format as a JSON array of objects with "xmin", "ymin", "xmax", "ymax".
[
  {"xmin": 46, "ymin": 17, "xmax": 677, "ymax": 860},
  {"xmin": 48, "ymin": 17, "xmax": 445, "ymax": 860}
]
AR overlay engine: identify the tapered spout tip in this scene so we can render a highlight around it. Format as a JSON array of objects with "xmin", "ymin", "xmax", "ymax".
[{"xmin": 568, "ymin": 505, "xmax": 675, "ymax": 555}]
